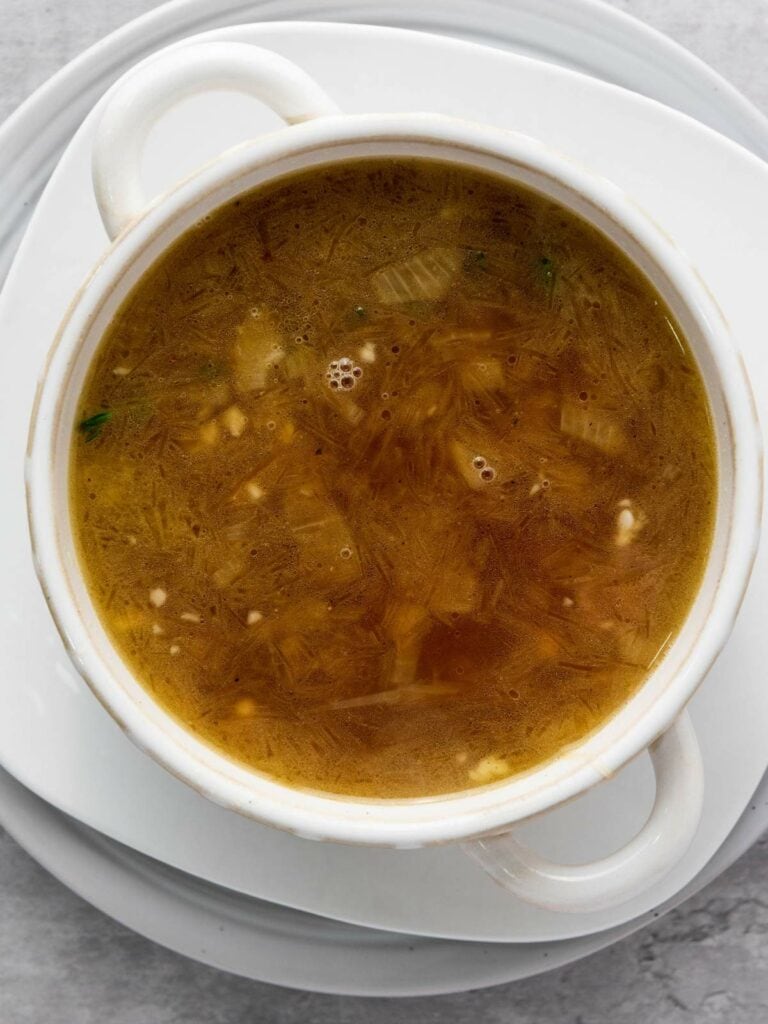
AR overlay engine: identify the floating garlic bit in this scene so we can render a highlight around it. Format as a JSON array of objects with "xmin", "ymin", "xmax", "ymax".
[
  {"xmin": 468, "ymin": 755, "xmax": 510, "ymax": 784},
  {"xmin": 615, "ymin": 499, "xmax": 646, "ymax": 547}
]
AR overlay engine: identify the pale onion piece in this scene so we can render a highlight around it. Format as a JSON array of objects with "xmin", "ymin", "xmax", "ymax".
[
  {"xmin": 283, "ymin": 344, "xmax": 318, "ymax": 382},
  {"xmin": 397, "ymin": 382, "xmax": 444, "ymax": 430},
  {"xmin": 276, "ymin": 634, "xmax": 312, "ymax": 681},
  {"xmin": 219, "ymin": 404, "xmax": 247, "ymax": 437},
  {"xmin": 449, "ymin": 440, "xmax": 484, "ymax": 490},
  {"xmin": 384, "ymin": 601, "xmax": 430, "ymax": 640},
  {"xmin": 455, "ymin": 751, "xmax": 468, "ymax": 765},
  {"xmin": 212, "ymin": 558, "xmax": 245, "ymax": 589},
  {"xmin": 232, "ymin": 313, "xmax": 285, "ymax": 392},
  {"xmin": 358, "ymin": 342, "xmax": 376, "ymax": 364},
  {"xmin": 112, "ymin": 366, "xmax": 131, "ymax": 376},
  {"xmin": 279, "ymin": 420, "xmax": 295, "ymax": 444},
  {"xmin": 468, "ymin": 755, "xmax": 511, "ymax": 785},
  {"xmin": 459, "ymin": 358, "xmax": 505, "ymax": 392},
  {"xmin": 169, "ymin": 645, "xmax": 181, "ymax": 656},
  {"xmin": 430, "ymin": 326, "xmax": 494, "ymax": 348},
  {"xmin": 371, "ymin": 246, "xmax": 460, "ymax": 304},
  {"xmin": 562, "ymin": 596, "xmax": 574, "ymax": 608},
  {"xmin": 180, "ymin": 612, "xmax": 201, "ymax": 623},
  {"xmin": 384, "ymin": 602, "xmax": 430, "ymax": 689},
  {"xmin": 329, "ymin": 684, "xmax": 458, "ymax": 710},
  {"xmin": 390, "ymin": 646, "xmax": 420, "ymax": 690},
  {"xmin": 343, "ymin": 401, "xmax": 365, "ymax": 426},
  {"xmin": 325, "ymin": 388, "xmax": 365, "ymax": 425},
  {"xmin": 234, "ymin": 697, "xmax": 257, "ymax": 718},
  {"xmin": 560, "ymin": 401, "xmax": 623, "ymax": 455},
  {"xmin": 149, "ymin": 587, "xmax": 167, "ymax": 608},
  {"xmin": 198, "ymin": 419, "xmax": 220, "ymax": 447},
  {"xmin": 283, "ymin": 488, "xmax": 362, "ymax": 585},
  {"xmin": 619, "ymin": 628, "xmax": 653, "ymax": 666},
  {"xmin": 536, "ymin": 630, "xmax": 560, "ymax": 660},
  {"xmin": 246, "ymin": 610, "xmax": 263, "ymax": 626},
  {"xmin": 151, "ymin": 622, "xmax": 164, "ymax": 636}
]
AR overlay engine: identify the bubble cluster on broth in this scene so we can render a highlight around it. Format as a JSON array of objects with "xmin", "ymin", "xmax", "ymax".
[{"xmin": 70, "ymin": 159, "xmax": 716, "ymax": 798}]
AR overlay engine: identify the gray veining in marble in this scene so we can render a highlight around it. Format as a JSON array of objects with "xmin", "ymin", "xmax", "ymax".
[{"xmin": 1, "ymin": 1, "xmax": 767, "ymax": 1020}]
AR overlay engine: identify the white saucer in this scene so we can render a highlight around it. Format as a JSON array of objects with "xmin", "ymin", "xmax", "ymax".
[
  {"xmin": 3, "ymin": 762, "xmax": 766, "ymax": 996},
  {"xmin": 2, "ymin": 0, "xmax": 767, "ymax": 285},
  {"xmin": 2, "ymin": 22, "xmax": 768, "ymax": 944}
]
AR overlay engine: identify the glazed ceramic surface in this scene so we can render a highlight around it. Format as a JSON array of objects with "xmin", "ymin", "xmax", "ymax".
[
  {"xmin": 6, "ymin": 761, "xmax": 763, "ymax": 997},
  {"xmin": 2, "ymin": 22, "xmax": 767, "ymax": 942},
  {"xmin": 3, "ymin": 0, "xmax": 768, "ymax": 288},
  {"xmin": 29, "ymin": 36, "xmax": 759, "ymax": 921}
]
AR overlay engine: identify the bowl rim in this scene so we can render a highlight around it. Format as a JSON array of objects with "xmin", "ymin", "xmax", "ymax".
[{"xmin": 25, "ymin": 112, "xmax": 763, "ymax": 846}]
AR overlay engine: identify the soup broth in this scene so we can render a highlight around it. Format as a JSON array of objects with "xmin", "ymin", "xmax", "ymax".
[{"xmin": 70, "ymin": 159, "xmax": 716, "ymax": 798}]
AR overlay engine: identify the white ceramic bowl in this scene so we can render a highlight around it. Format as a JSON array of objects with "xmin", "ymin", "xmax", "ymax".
[{"xmin": 26, "ymin": 41, "xmax": 762, "ymax": 912}]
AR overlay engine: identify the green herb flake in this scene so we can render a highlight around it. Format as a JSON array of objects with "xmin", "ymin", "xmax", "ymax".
[
  {"xmin": 78, "ymin": 410, "xmax": 112, "ymax": 442},
  {"xmin": 199, "ymin": 359, "xmax": 224, "ymax": 381},
  {"xmin": 538, "ymin": 256, "xmax": 557, "ymax": 301},
  {"xmin": 464, "ymin": 249, "xmax": 487, "ymax": 272}
]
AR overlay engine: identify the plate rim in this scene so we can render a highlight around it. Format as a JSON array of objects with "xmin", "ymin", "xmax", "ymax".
[
  {"xmin": 2, "ymin": 0, "xmax": 768, "ymax": 282},
  {"xmin": 2, "ymin": 761, "xmax": 759, "ymax": 997},
  {"xmin": 0, "ymin": 3, "xmax": 767, "ymax": 954}
]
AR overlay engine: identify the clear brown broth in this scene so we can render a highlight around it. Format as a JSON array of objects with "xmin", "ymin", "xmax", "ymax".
[{"xmin": 70, "ymin": 159, "xmax": 716, "ymax": 797}]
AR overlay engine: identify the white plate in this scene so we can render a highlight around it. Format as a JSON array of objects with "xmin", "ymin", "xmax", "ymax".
[
  {"xmin": 3, "ymin": 0, "xmax": 767, "ymax": 286},
  {"xmin": 2, "ymin": 22, "xmax": 768, "ymax": 944},
  {"xmin": 3, "ymin": 762, "xmax": 766, "ymax": 996}
]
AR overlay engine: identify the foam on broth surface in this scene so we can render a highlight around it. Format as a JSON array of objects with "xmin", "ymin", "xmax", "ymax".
[{"xmin": 70, "ymin": 159, "xmax": 716, "ymax": 798}]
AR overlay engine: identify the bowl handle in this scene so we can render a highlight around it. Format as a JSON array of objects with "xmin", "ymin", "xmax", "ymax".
[
  {"xmin": 91, "ymin": 41, "xmax": 340, "ymax": 241},
  {"xmin": 463, "ymin": 711, "xmax": 704, "ymax": 912}
]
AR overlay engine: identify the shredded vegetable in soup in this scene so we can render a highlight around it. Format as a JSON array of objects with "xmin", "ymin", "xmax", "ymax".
[{"xmin": 70, "ymin": 159, "xmax": 716, "ymax": 798}]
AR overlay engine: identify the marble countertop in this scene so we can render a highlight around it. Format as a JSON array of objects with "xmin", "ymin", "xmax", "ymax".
[{"xmin": 1, "ymin": 1, "xmax": 767, "ymax": 1020}]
